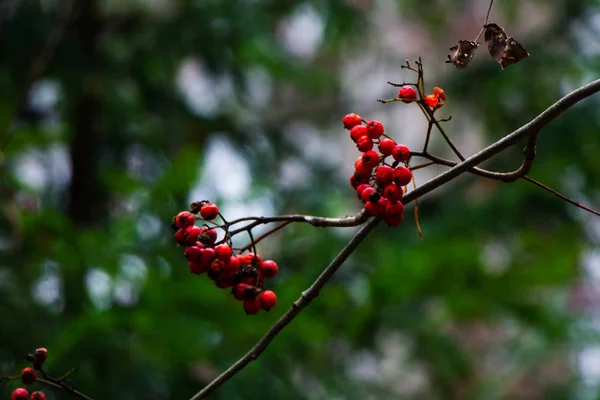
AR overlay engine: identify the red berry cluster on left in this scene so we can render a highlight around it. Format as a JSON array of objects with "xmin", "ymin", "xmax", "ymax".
[
  {"xmin": 172, "ymin": 201, "xmax": 278, "ymax": 314},
  {"xmin": 343, "ymin": 113, "xmax": 413, "ymax": 227},
  {"xmin": 11, "ymin": 348, "xmax": 48, "ymax": 400}
]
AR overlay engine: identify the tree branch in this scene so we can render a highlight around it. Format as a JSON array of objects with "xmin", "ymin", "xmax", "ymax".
[
  {"xmin": 523, "ymin": 176, "xmax": 600, "ymax": 217},
  {"xmin": 188, "ymin": 78, "xmax": 600, "ymax": 399},
  {"xmin": 188, "ymin": 217, "xmax": 380, "ymax": 399}
]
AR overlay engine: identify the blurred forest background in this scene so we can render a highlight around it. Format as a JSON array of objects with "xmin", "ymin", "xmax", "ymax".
[{"xmin": 1, "ymin": 0, "xmax": 600, "ymax": 399}]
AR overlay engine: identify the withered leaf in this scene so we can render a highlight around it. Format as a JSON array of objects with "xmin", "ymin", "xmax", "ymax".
[
  {"xmin": 484, "ymin": 23, "xmax": 508, "ymax": 63},
  {"xmin": 500, "ymin": 37, "xmax": 529, "ymax": 69},
  {"xmin": 484, "ymin": 23, "xmax": 530, "ymax": 69},
  {"xmin": 446, "ymin": 40, "xmax": 480, "ymax": 69}
]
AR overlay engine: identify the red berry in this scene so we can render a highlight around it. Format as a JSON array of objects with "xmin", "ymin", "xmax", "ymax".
[
  {"xmin": 365, "ymin": 200, "xmax": 380, "ymax": 216},
  {"xmin": 232, "ymin": 283, "xmax": 250, "ymax": 301},
  {"xmin": 361, "ymin": 150, "xmax": 380, "ymax": 169},
  {"xmin": 377, "ymin": 197, "xmax": 390, "ymax": 214},
  {"xmin": 237, "ymin": 254, "xmax": 249, "ymax": 266},
  {"xmin": 174, "ymin": 229, "xmax": 187, "ymax": 246},
  {"xmin": 383, "ymin": 214, "xmax": 403, "ymax": 227},
  {"xmin": 354, "ymin": 157, "xmax": 373, "ymax": 176},
  {"xmin": 360, "ymin": 187, "xmax": 377, "ymax": 203},
  {"xmin": 11, "ymin": 388, "xmax": 28, "ymax": 400},
  {"xmin": 200, "ymin": 247, "xmax": 216, "ymax": 267},
  {"xmin": 349, "ymin": 174, "xmax": 363, "ymax": 189},
  {"xmin": 245, "ymin": 253, "xmax": 263, "ymax": 269},
  {"xmin": 34, "ymin": 348, "xmax": 48, "ymax": 365},
  {"xmin": 243, "ymin": 297, "xmax": 261, "ymax": 314},
  {"xmin": 433, "ymin": 87, "xmax": 446, "ymax": 101},
  {"xmin": 342, "ymin": 113, "xmax": 362, "ymax": 130},
  {"xmin": 375, "ymin": 165, "xmax": 394, "ymax": 188},
  {"xmin": 31, "ymin": 392, "xmax": 46, "ymax": 400},
  {"xmin": 259, "ymin": 290, "xmax": 277, "ymax": 311},
  {"xmin": 188, "ymin": 260, "xmax": 207, "ymax": 275},
  {"xmin": 378, "ymin": 138, "xmax": 396, "ymax": 156},
  {"xmin": 174, "ymin": 211, "xmax": 195, "ymax": 229},
  {"xmin": 383, "ymin": 200, "xmax": 405, "ymax": 218},
  {"xmin": 349, "ymin": 125, "xmax": 367, "ymax": 142},
  {"xmin": 356, "ymin": 136, "xmax": 373, "ymax": 152},
  {"xmin": 392, "ymin": 144, "xmax": 410, "ymax": 162},
  {"xmin": 398, "ymin": 86, "xmax": 417, "ymax": 103},
  {"xmin": 424, "ymin": 94, "xmax": 439, "ymax": 108},
  {"xmin": 383, "ymin": 184, "xmax": 403, "ymax": 201},
  {"xmin": 215, "ymin": 244, "xmax": 233, "ymax": 262},
  {"xmin": 392, "ymin": 166, "xmax": 413, "ymax": 186},
  {"xmin": 233, "ymin": 283, "xmax": 258, "ymax": 301},
  {"xmin": 210, "ymin": 257, "xmax": 224, "ymax": 273},
  {"xmin": 200, "ymin": 203, "xmax": 219, "ymax": 220},
  {"xmin": 20, "ymin": 368, "xmax": 36, "ymax": 385},
  {"xmin": 216, "ymin": 273, "xmax": 236, "ymax": 288},
  {"xmin": 183, "ymin": 225, "xmax": 202, "ymax": 246},
  {"xmin": 184, "ymin": 245, "xmax": 203, "ymax": 263},
  {"xmin": 261, "ymin": 260, "xmax": 278, "ymax": 278},
  {"xmin": 223, "ymin": 255, "xmax": 241, "ymax": 273},
  {"xmin": 366, "ymin": 120, "xmax": 384, "ymax": 139},
  {"xmin": 198, "ymin": 227, "xmax": 217, "ymax": 246},
  {"xmin": 355, "ymin": 184, "xmax": 371, "ymax": 199}
]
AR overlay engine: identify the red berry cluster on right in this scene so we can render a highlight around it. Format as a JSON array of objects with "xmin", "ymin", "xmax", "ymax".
[
  {"xmin": 172, "ymin": 202, "xmax": 278, "ymax": 314},
  {"xmin": 343, "ymin": 113, "xmax": 413, "ymax": 227}
]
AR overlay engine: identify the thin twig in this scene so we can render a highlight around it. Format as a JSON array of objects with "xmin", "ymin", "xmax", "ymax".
[
  {"xmin": 485, "ymin": 0, "xmax": 495, "ymax": 25},
  {"xmin": 474, "ymin": 0, "xmax": 495, "ymax": 41},
  {"xmin": 411, "ymin": 131, "xmax": 536, "ymax": 183},
  {"xmin": 523, "ymin": 176, "xmax": 600, "ymax": 217},
  {"xmin": 189, "ymin": 217, "xmax": 380, "ymax": 400},
  {"xmin": 422, "ymin": 106, "xmax": 465, "ymax": 161},
  {"xmin": 409, "ymin": 161, "xmax": 436, "ymax": 171},
  {"xmin": 38, "ymin": 368, "xmax": 94, "ymax": 400},
  {"xmin": 422, "ymin": 118, "xmax": 434, "ymax": 153},
  {"xmin": 238, "ymin": 222, "xmax": 292, "ymax": 253}
]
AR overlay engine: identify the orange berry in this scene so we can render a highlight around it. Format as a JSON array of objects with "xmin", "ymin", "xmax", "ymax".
[
  {"xmin": 424, "ymin": 94, "xmax": 439, "ymax": 108},
  {"xmin": 433, "ymin": 87, "xmax": 446, "ymax": 101}
]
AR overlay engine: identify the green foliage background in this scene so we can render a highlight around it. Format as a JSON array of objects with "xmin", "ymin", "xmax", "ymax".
[{"xmin": 1, "ymin": 0, "xmax": 600, "ymax": 399}]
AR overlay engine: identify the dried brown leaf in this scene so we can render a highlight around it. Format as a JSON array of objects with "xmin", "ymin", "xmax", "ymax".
[{"xmin": 446, "ymin": 40, "xmax": 480, "ymax": 69}]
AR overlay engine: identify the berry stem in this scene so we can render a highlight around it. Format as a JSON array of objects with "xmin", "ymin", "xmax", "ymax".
[{"xmin": 238, "ymin": 221, "xmax": 291, "ymax": 253}]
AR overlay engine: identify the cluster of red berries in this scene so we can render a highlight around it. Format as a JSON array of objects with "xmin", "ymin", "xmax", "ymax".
[
  {"xmin": 343, "ymin": 109, "xmax": 414, "ymax": 227},
  {"xmin": 11, "ymin": 348, "xmax": 48, "ymax": 400},
  {"xmin": 172, "ymin": 201, "xmax": 278, "ymax": 314},
  {"xmin": 397, "ymin": 85, "xmax": 446, "ymax": 109}
]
